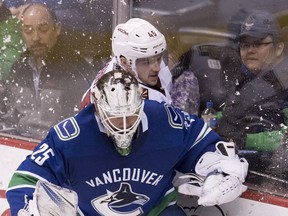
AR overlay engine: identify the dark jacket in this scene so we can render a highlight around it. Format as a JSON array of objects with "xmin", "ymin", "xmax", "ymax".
[
  {"xmin": 216, "ymin": 57, "xmax": 288, "ymax": 148},
  {"xmin": 1, "ymin": 38, "xmax": 94, "ymax": 139}
]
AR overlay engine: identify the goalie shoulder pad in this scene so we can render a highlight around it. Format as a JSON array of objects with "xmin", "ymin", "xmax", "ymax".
[{"xmin": 195, "ymin": 141, "xmax": 248, "ymax": 182}]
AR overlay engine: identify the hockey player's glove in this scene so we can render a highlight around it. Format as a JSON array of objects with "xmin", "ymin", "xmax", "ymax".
[
  {"xmin": 175, "ymin": 141, "xmax": 249, "ymax": 206},
  {"xmin": 17, "ymin": 181, "xmax": 79, "ymax": 216}
]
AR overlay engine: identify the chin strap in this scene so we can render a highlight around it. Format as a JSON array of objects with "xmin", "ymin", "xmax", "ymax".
[{"xmin": 174, "ymin": 141, "xmax": 249, "ymax": 206}]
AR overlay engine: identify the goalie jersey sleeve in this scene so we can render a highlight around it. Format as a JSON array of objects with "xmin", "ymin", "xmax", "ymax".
[{"xmin": 6, "ymin": 101, "xmax": 220, "ymax": 215}]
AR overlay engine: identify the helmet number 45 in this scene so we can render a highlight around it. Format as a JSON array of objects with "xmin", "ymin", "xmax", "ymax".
[{"xmin": 148, "ymin": 30, "xmax": 157, "ymax": 37}]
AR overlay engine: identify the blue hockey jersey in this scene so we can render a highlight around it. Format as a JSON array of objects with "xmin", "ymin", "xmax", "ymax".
[{"xmin": 6, "ymin": 100, "xmax": 221, "ymax": 215}]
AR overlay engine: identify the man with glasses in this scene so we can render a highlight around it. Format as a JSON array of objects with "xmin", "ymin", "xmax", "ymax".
[
  {"xmin": 237, "ymin": 11, "xmax": 285, "ymax": 76},
  {"xmin": 80, "ymin": 18, "xmax": 172, "ymax": 108},
  {"xmin": 216, "ymin": 10, "xmax": 288, "ymax": 188},
  {"xmin": 216, "ymin": 10, "xmax": 288, "ymax": 153}
]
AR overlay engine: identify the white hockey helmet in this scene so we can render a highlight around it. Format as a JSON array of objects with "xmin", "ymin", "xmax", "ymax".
[
  {"xmin": 91, "ymin": 70, "xmax": 144, "ymax": 156},
  {"xmin": 112, "ymin": 18, "xmax": 167, "ymax": 73}
]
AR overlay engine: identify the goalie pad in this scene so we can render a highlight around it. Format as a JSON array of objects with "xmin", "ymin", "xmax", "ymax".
[
  {"xmin": 18, "ymin": 181, "xmax": 79, "ymax": 216},
  {"xmin": 195, "ymin": 141, "xmax": 248, "ymax": 181}
]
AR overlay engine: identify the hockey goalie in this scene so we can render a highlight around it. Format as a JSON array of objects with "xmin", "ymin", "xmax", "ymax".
[{"xmin": 7, "ymin": 70, "xmax": 248, "ymax": 215}]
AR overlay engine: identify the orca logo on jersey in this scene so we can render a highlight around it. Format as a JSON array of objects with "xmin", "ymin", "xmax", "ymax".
[
  {"xmin": 91, "ymin": 182, "xmax": 149, "ymax": 215},
  {"xmin": 54, "ymin": 117, "xmax": 80, "ymax": 141}
]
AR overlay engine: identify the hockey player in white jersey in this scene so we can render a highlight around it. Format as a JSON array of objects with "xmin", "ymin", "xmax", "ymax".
[
  {"xmin": 80, "ymin": 18, "xmax": 172, "ymax": 109},
  {"xmin": 7, "ymin": 70, "xmax": 248, "ymax": 215}
]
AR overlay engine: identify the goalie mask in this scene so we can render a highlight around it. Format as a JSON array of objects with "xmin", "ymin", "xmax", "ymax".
[
  {"xmin": 112, "ymin": 18, "xmax": 167, "ymax": 75},
  {"xmin": 91, "ymin": 70, "xmax": 144, "ymax": 156}
]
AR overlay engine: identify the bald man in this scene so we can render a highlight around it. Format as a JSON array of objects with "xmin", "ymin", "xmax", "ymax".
[{"xmin": 1, "ymin": 3, "xmax": 93, "ymax": 139}]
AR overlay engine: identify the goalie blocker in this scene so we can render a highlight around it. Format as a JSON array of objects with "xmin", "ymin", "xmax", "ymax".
[{"xmin": 174, "ymin": 141, "xmax": 249, "ymax": 206}]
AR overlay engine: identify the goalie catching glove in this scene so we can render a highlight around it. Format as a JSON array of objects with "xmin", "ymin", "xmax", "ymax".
[
  {"xmin": 175, "ymin": 141, "xmax": 249, "ymax": 206},
  {"xmin": 17, "ymin": 181, "xmax": 80, "ymax": 216}
]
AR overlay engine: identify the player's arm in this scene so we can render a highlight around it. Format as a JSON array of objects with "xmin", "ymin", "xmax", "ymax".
[
  {"xmin": 175, "ymin": 141, "xmax": 248, "ymax": 206},
  {"xmin": 171, "ymin": 110, "xmax": 248, "ymax": 206},
  {"xmin": 6, "ymin": 131, "xmax": 66, "ymax": 215}
]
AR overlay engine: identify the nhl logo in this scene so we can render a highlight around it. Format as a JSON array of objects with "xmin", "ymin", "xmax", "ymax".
[{"xmin": 242, "ymin": 15, "xmax": 255, "ymax": 31}]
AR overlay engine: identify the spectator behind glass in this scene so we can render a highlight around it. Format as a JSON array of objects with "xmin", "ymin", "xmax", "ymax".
[
  {"xmin": 1, "ymin": 2, "xmax": 94, "ymax": 139},
  {"xmin": 0, "ymin": 0, "xmax": 23, "ymax": 81},
  {"xmin": 170, "ymin": 7, "xmax": 249, "ymax": 116},
  {"xmin": 216, "ymin": 10, "xmax": 288, "ymax": 150},
  {"xmin": 0, "ymin": 0, "xmax": 24, "ymax": 115},
  {"xmin": 80, "ymin": 18, "xmax": 172, "ymax": 109}
]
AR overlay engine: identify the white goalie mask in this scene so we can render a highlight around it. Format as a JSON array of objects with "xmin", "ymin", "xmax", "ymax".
[
  {"xmin": 112, "ymin": 18, "xmax": 167, "ymax": 74},
  {"xmin": 91, "ymin": 70, "xmax": 144, "ymax": 156}
]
